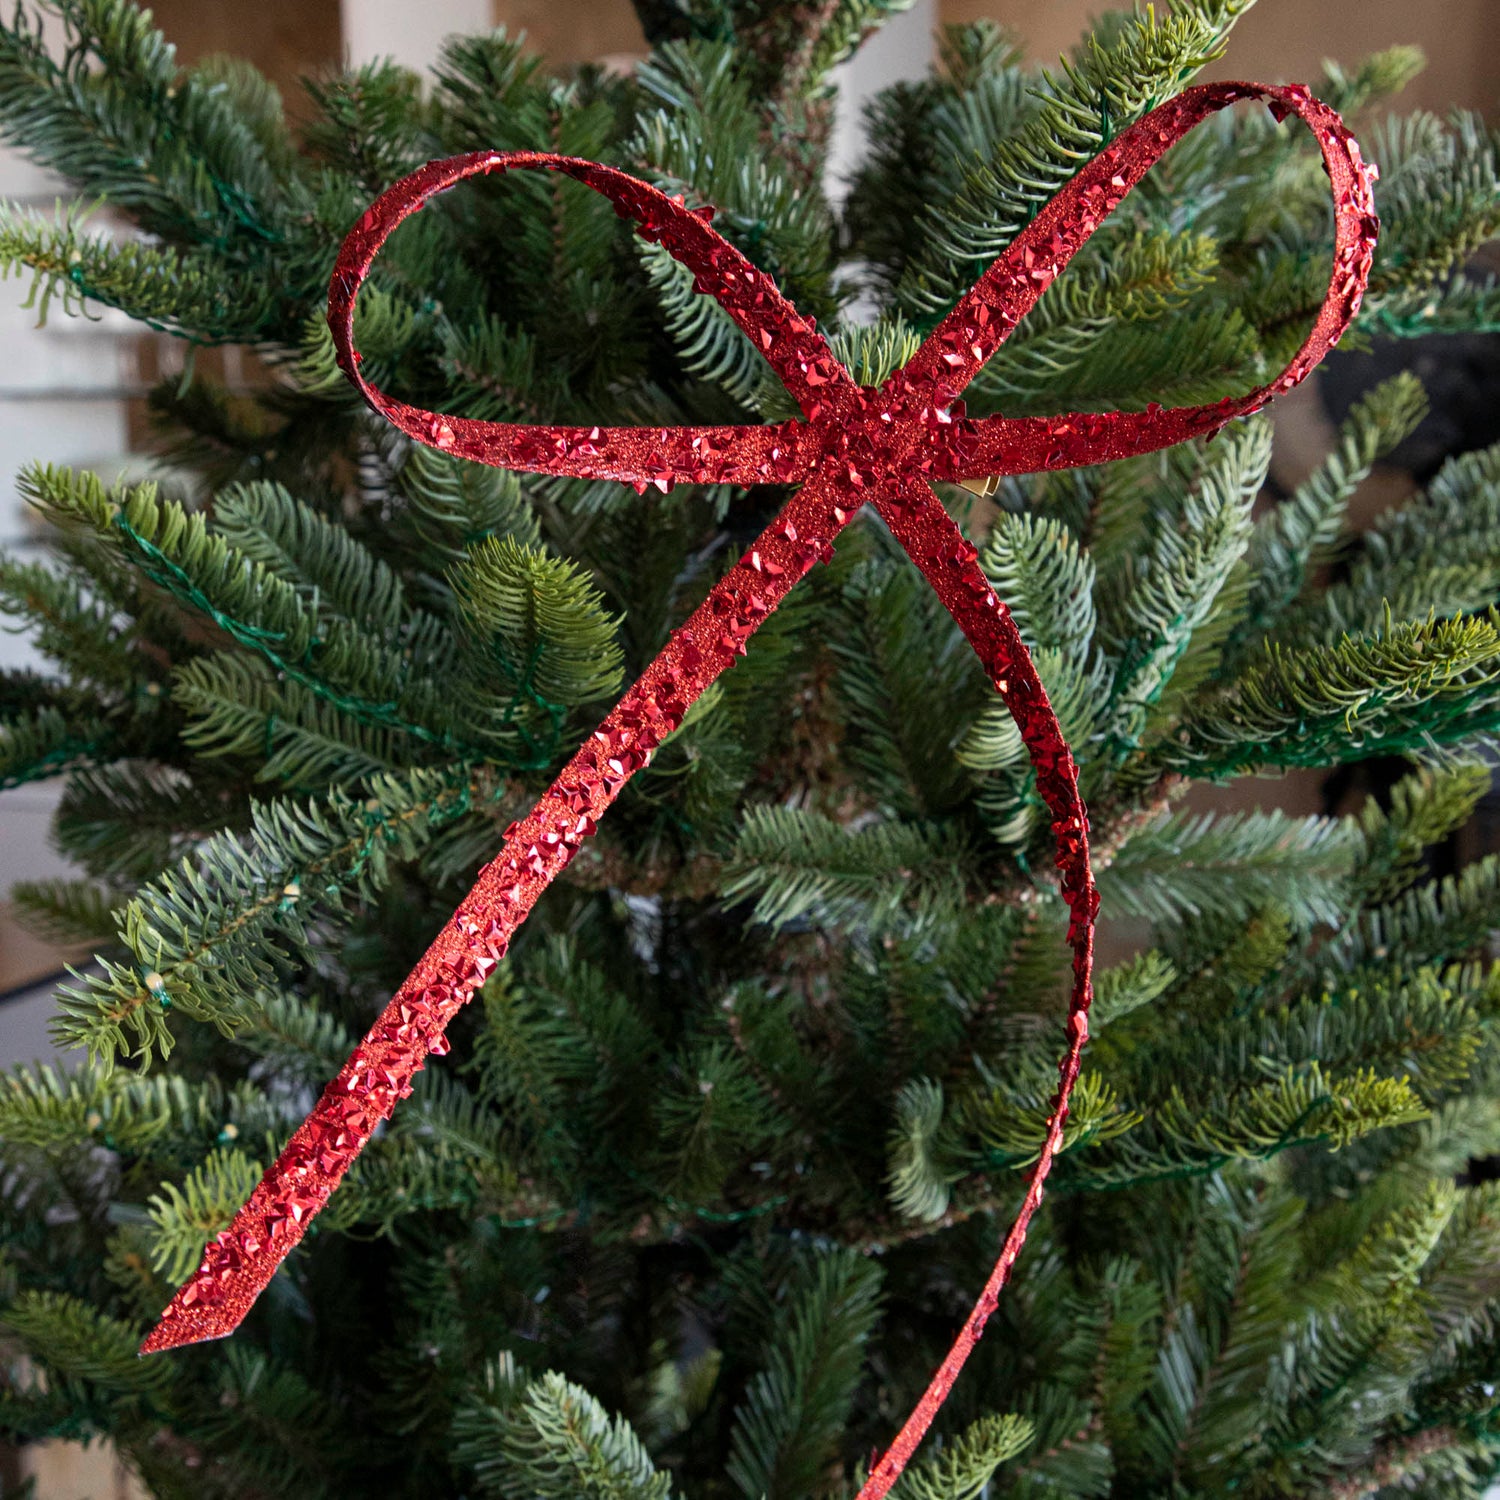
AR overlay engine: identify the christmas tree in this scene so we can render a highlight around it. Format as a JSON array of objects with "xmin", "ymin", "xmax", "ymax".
[{"xmin": 2, "ymin": 0, "xmax": 1500, "ymax": 1494}]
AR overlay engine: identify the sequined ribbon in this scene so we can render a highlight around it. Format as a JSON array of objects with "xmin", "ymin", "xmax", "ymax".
[{"xmin": 141, "ymin": 78, "xmax": 1377, "ymax": 1500}]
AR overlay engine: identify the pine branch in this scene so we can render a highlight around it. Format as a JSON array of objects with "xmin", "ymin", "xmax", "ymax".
[
  {"xmin": 722, "ymin": 805, "xmax": 969, "ymax": 933},
  {"xmin": 959, "ymin": 645, "xmax": 1110, "ymax": 853},
  {"xmin": 0, "ymin": 700, "xmax": 118, "ymax": 788},
  {"xmin": 967, "ymin": 1068, "xmax": 1142, "ymax": 1169},
  {"xmin": 389, "ymin": 441, "xmax": 542, "ymax": 566},
  {"xmin": 187, "ymin": 1344, "xmax": 345, "ymax": 1499},
  {"xmin": 51, "ymin": 766, "xmax": 481, "ymax": 1066},
  {"xmin": 1325, "ymin": 1426, "xmax": 1465, "ymax": 1500},
  {"xmin": 231, "ymin": 990, "xmax": 354, "ymax": 1083},
  {"xmin": 1156, "ymin": 612, "xmax": 1500, "ymax": 778},
  {"xmin": 886, "ymin": 1076, "xmax": 952, "ymax": 1223},
  {"xmin": 9, "ymin": 874, "xmax": 120, "ymax": 941},
  {"xmin": 1315, "ymin": 46, "xmax": 1427, "ymax": 117},
  {"xmin": 1237, "ymin": 373, "xmax": 1428, "ymax": 649},
  {"xmin": 145, "ymin": 1144, "xmax": 263, "ymax": 1282},
  {"xmin": 451, "ymin": 534, "xmax": 626, "ymax": 709},
  {"xmin": 898, "ymin": 0, "xmax": 1254, "ymax": 317},
  {"xmin": 1071, "ymin": 1064, "xmax": 1428, "ymax": 1190},
  {"xmin": 21, "ymin": 464, "xmax": 466, "ymax": 753},
  {"xmin": 455, "ymin": 1358, "xmax": 677, "ymax": 1500},
  {"xmin": 173, "ymin": 652, "xmax": 404, "ymax": 789},
  {"xmin": 828, "ymin": 547, "xmax": 986, "ymax": 816},
  {"xmin": 0, "ymin": 1, "xmax": 312, "ymax": 307},
  {"xmin": 654, "ymin": 1040, "xmax": 778, "ymax": 1204},
  {"xmin": 1090, "ymin": 949, "xmax": 1177, "ymax": 1030},
  {"xmin": 0, "ymin": 551, "xmax": 148, "ymax": 691},
  {"xmin": 1327, "ymin": 855, "xmax": 1500, "ymax": 973},
  {"xmin": 966, "ymin": 228, "xmax": 1221, "ymax": 413},
  {"xmin": 0, "ymin": 1059, "xmax": 187, "ymax": 1153},
  {"xmin": 631, "ymin": 39, "xmax": 839, "ymax": 318},
  {"xmin": 1104, "ymin": 418, "xmax": 1269, "ymax": 756},
  {"xmin": 0, "ymin": 198, "xmax": 277, "ymax": 342},
  {"xmin": 1284, "ymin": 437, "xmax": 1500, "ymax": 652},
  {"xmin": 1097, "ymin": 807, "xmax": 1357, "ymax": 927},
  {"xmin": 50, "ymin": 759, "xmax": 239, "ymax": 879},
  {"xmin": 210, "ymin": 482, "xmax": 408, "ymax": 637},
  {"xmin": 0, "ymin": 1291, "xmax": 166, "ymax": 1401},
  {"xmin": 1353, "ymin": 761, "xmax": 1491, "ymax": 904},
  {"xmin": 980, "ymin": 511, "xmax": 1096, "ymax": 661},
  {"xmin": 1365, "ymin": 111, "xmax": 1500, "ymax": 301},
  {"xmin": 887, "ymin": 1411, "xmax": 1034, "ymax": 1499},
  {"xmin": 1370, "ymin": 267, "xmax": 1500, "ymax": 339},
  {"xmin": 726, "ymin": 1248, "xmax": 883, "ymax": 1500}
]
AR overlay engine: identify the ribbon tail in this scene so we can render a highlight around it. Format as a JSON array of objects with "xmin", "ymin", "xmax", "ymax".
[
  {"xmin": 140, "ymin": 945, "xmax": 485, "ymax": 1352},
  {"xmin": 140, "ymin": 468, "xmax": 862, "ymax": 1355},
  {"xmin": 851, "ymin": 477, "xmax": 1097, "ymax": 1499}
]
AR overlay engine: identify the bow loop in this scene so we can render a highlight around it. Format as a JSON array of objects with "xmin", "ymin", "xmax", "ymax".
[
  {"xmin": 327, "ymin": 150, "xmax": 850, "ymax": 489},
  {"xmin": 906, "ymin": 83, "xmax": 1378, "ymax": 485}
]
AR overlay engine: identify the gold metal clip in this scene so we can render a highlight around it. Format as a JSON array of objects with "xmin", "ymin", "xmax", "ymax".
[{"xmin": 958, "ymin": 474, "xmax": 1000, "ymax": 498}]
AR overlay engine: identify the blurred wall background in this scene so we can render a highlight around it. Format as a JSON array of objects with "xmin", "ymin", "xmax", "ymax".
[
  {"xmin": 494, "ymin": 0, "xmax": 1500, "ymax": 111},
  {"xmin": 955, "ymin": 0, "xmax": 1500, "ymax": 113}
]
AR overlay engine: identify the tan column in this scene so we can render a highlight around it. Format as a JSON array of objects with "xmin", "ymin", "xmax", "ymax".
[
  {"xmin": 490, "ymin": 0, "xmax": 646, "ymax": 66},
  {"xmin": 149, "ymin": 0, "xmax": 341, "ymax": 105}
]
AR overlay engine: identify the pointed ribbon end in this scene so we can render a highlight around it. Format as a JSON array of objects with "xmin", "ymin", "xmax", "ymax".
[{"xmin": 139, "ymin": 1298, "xmax": 241, "ymax": 1354}]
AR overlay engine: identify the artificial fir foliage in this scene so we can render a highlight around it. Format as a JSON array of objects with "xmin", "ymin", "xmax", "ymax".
[{"xmin": 0, "ymin": 0, "xmax": 1499, "ymax": 1494}]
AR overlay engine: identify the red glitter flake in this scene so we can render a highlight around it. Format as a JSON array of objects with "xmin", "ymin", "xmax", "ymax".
[
  {"xmin": 178, "ymin": 1278, "xmax": 218, "ymax": 1309},
  {"xmin": 152, "ymin": 81, "xmax": 1379, "ymax": 1500}
]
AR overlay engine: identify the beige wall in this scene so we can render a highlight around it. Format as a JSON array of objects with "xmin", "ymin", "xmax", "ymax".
[
  {"xmin": 493, "ymin": 0, "xmax": 1498, "ymax": 115},
  {"xmin": 491, "ymin": 0, "xmax": 645, "ymax": 65},
  {"xmin": 151, "ymin": 0, "xmax": 341, "ymax": 113},
  {"xmin": 943, "ymin": 0, "xmax": 1500, "ymax": 114}
]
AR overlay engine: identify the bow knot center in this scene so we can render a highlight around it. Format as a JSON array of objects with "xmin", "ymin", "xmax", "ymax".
[{"xmin": 806, "ymin": 384, "xmax": 911, "ymax": 494}]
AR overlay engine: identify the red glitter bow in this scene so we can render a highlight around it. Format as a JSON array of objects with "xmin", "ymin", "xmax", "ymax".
[{"xmin": 141, "ymin": 79, "xmax": 1376, "ymax": 1499}]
